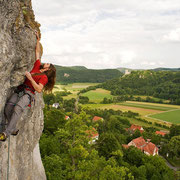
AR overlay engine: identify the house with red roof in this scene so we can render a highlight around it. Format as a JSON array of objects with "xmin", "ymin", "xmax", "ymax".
[
  {"xmin": 123, "ymin": 137, "xmax": 158, "ymax": 156},
  {"xmin": 65, "ymin": 116, "xmax": 70, "ymax": 120},
  {"xmin": 86, "ymin": 128, "xmax": 99, "ymax": 144},
  {"xmin": 92, "ymin": 116, "xmax": 104, "ymax": 122},
  {"xmin": 155, "ymin": 131, "xmax": 166, "ymax": 137},
  {"xmin": 129, "ymin": 124, "xmax": 144, "ymax": 133}
]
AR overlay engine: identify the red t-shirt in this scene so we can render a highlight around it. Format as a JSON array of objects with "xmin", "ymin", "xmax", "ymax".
[{"xmin": 23, "ymin": 59, "xmax": 48, "ymax": 94}]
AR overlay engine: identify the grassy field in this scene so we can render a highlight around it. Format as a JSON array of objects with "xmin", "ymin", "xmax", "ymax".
[
  {"xmin": 149, "ymin": 109, "xmax": 180, "ymax": 124},
  {"xmin": 53, "ymin": 83, "xmax": 99, "ymax": 99},
  {"xmin": 82, "ymin": 88, "xmax": 113, "ymax": 103},
  {"xmin": 53, "ymin": 83, "xmax": 180, "ymax": 125},
  {"xmin": 82, "ymin": 101, "xmax": 180, "ymax": 125},
  {"xmin": 118, "ymin": 102, "xmax": 176, "ymax": 111}
]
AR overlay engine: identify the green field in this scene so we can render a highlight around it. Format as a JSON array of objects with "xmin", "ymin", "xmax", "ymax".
[
  {"xmin": 149, "ymin": 109, "xmax": 180, "ymax": 124},
  {"xmin": 54, "ymin": 83, "xmax": 99, "ymax": 99},
  {"xmin": 118, "ymin": 102, "xmax": 176, "ymax": 111},
  {"xmin": 82, "ymin": 88, "xmax": 113, "ymax": 103},
  {"xmin": 82, "ymin": 101, "xmax": 180, "ymax": 126},
  {"xmin": 53, "ymin": 83, "xmax": 180, "ymax": 125}
]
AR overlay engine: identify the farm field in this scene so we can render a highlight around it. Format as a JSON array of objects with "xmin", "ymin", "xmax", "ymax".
[
  {"xmin": 149, "ymin": 109, "xmax": 180, "ymax": 124},
  {"xmin": 82, "ymin": 101, "xmax": 180, "ymax": 125},
  {"xmin": 53, "ymin": 83, "xmax": 180, "ymax": 125},
  {"xmin": 53, "ymin": 83, "xmax": 99, "ymax": 99},
  {"xmin": 82, "ymin": 88, "xmax": 113, "ymax": 103}
]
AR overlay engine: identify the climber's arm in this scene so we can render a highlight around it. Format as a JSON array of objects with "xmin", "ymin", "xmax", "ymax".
[
  {"xmin": 25, "ymin": 72, "xmax": 43, "ymax": 93},
  {"xmin": 35, "ymin": 32, "xmax": 40, "ymax": 61}
]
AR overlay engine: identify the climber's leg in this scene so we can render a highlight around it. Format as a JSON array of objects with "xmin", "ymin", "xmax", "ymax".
[
  {"xmin": 4, "ymin": 93, "xmax": 19, "ymax": 123},
  {"xmin": 4, "ymin": 94, "xmax": 31, "ymax": 137}
]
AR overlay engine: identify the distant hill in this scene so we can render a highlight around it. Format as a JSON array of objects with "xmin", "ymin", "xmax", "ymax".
[
  {"xmin": 150, "ymin": 67, "xmax": 180, "ymax": 71},
  {"xmin": 100, "ymin": 70, "xmax": 180, "ymax": 104},
  {"xmin": 67, "ymin": 66, "xmax": 87, "ymax": 70},
  {"xmin": 117, "ymin": 67, "xmax": 180, "ymax": 73},
  {"xmin": 55, "ymin": 65, "xmax": 123, "ymax": 83}
]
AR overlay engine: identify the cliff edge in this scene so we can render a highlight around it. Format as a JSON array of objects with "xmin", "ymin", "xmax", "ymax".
[{"xmin": 0, "ymin": 0, "xmax": 46, "ymax": 179}]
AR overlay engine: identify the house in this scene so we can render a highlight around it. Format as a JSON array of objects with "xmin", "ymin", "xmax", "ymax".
[
  {"xmin": 92, "ymin": 116, "xmax": 104, "ymax": 122},
  {"xmin": 126, "ymin": 124, "xmax": 144, "ymax": 133},
  {"xmin": 86, "ymin": 128, "xmax": 99, "ymax": 144},
  {"xmin": 125, "ymin": 69, "xmax": 131, "ymax": 75},
  {"xmin": 52, "ymin": 103, "xmax": 60, "ymax": 108},
  {"xmin": 65, "ymin": 116, "xmax": 70, "ymax": 120},
  {"xmin": 123, "ymin": 137, "xmax": 158, "ymax": 156},
  {"xmin": 64, "ymin": 73, "xmax": 70, "ymax": 77},
  {"xmin": 155, "ymin": 131, "xmax": 166, "ymax": 137}
]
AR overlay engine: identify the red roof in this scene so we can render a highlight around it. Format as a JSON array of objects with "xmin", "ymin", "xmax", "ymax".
[
  {"xmin": 130, "ymin": 124, "xmax": 144, "ymax": 133},
  {"xmin": 126, "ymin": 137, "xmax": 158, "ymax": 156},
  {"xmin": 92, "ymin": 116, "xmax": 103, "ymax": 122},
  {"xmin": 122, "ymin": 144, "xmax": 129, "ymax": 149},
  {"xmin": 86, "ymin": 128, "xmax": 99, "ymax": 139},
  {"xmin": 155, "ymin": 131, "xmax": 166, "ymax": 136},
  {"xmin": 132, "ymin": 137, "xmax": 146, "ymax": 147},
  {"xmin": 143, "ymin": 142, "xmax": 158, "ymax": 155}
]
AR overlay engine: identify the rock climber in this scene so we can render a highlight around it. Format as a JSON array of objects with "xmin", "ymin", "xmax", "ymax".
[{"xmin": 0, "ymin": 32, "xmax": 56, "ymax": 141}]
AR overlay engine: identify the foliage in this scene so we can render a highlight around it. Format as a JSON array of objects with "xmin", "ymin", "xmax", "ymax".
[
  {"xmin": 55, "ymin": 65, "xmax": 123, "ymax": 83},
  {"xmin": 100, "ymin": 71, "xmax": 180, "ymax": 104}
]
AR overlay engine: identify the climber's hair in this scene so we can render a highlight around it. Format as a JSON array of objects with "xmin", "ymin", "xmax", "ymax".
[
  {"xmin": 32, "ymin": 64, "xmax": 56, "ymax": 93},
  {"xmin": 43, "ymin": 64, "xmax": 56, "ymax": 93}
]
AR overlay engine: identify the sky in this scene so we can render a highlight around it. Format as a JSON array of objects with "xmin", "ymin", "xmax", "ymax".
[{"xmin": 31, "ymin": 0, "xmax": 180, "ymax": 69}]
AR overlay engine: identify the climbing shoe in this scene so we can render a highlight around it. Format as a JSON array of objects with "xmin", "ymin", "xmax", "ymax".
[
  {"xmin": 0, "ymin": 132, "xmax": 7, "ymax": 142},
  {"xmin": 11, "ymin": 129, "xmax": 19, "ymax": 136}
]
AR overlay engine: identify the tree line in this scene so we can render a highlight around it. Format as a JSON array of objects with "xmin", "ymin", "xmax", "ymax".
[{"xmin": 100, "ymin": 70, "xmax": 180, "ymax": 105}]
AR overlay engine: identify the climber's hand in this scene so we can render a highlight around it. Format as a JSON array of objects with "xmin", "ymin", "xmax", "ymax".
[
  {"xmin": 25, "ymin": 71, "xmax": 33, "ymax": 81},
  {"xmin": 35, "ymin": 31, "xmax": 40, "ymax": 41}
]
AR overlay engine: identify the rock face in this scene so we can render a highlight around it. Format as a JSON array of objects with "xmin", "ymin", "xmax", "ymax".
[{"xmin": 0, "ymin": 0, "xmax": 46, "ymax": 179}]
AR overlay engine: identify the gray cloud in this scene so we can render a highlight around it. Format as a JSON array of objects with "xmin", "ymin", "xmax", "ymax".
[{"xmin": 32, "ymin": 0, "xmax": 180, "ymax": 69}]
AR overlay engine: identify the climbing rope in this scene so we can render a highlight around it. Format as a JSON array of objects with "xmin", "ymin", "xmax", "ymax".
[
  {"xmin": 7, "ymin": 136, "xmax": 10, "ymax": 180},
  {"xmin": 0, "ymin": 123, "xmax": 10, "ymax": 180}
]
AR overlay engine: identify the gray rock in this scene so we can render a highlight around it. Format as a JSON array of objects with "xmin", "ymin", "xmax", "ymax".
[{"xmin": 0, "ymin": 0, "xmax": 46, "ymax": 179}]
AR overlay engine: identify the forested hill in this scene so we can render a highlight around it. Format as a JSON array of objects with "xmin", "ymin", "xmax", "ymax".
[
  {"xmin": 101, "ymin": 70, "xmax": 180, "ymax": 104},
  {"xmin": 117, "ymin": 67, "xmax": 180, "ymax": 73},
  {"xmin": 55, "ymin": 65, "xmax": 123, "ymax": 83}
]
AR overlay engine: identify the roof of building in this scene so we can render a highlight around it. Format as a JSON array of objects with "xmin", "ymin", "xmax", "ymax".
[
  {"xmin": 130, "ymin": 124, "xmax": 144, "ymax": 133},
  {"xmin": 92, "ymin": 116, "xmax": 103, "ymax": 121},
  {"xmin": 127, "ymin": 136, "xmax": 158, "ymax": 155},
  {"xmin": 143, "ymin": 142, "xmax": 158, "ymax": 155},
  {"xmin": 155, "ymin": 131, "xmax": 166, "ymax": 136},
  {"xmin": 122, "ymin": 144, "xmax": 129, "ymax": 149},
  {"xmin": 65, "ymin": 116, "xmax": 70, "ymax": 120},
  {"xmin": 86, "ymin": 128, "xmax": 99, "ymax": 138},
  {"xmin": 132, "ymin": 137, "xmax": 146, "ymax": 147}
]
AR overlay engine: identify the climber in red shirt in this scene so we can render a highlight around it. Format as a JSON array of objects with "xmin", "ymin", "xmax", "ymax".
[{"xmin": 0, "ymin": 32, "xmax": 56, "ymax": 141}]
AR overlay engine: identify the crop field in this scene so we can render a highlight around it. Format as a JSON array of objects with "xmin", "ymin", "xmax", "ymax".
[
  {"xmin": 118, "ymin": 102, "xmax": 176, "ymax": 111},
  {"xmin": 53, "ymin": 83, "xmax": 99, "ymax": 99},
  {"xmin": 82, "ymin": 88, "xmax": 113, "ymax": 103},
  {"xmin": 53, "ymin": 83, "xmax": 180, "ymax": 125},
  {"xmin": 148, "ymin": 109, "xmax": 180, "ymax": 124},
  {"xmin": 83, "ymin": 101, "xmax": 180, "ymax": 125}
]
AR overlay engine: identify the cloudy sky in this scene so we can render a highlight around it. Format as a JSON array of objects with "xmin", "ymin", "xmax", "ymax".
[{"xmin": 32, "ymin": 0, "xmax": 180, "ymax": 69}]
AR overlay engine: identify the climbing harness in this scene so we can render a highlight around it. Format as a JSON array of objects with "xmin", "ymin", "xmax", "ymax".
[{"xmin": 14, "ymin": 84, "xmax": 35, "ymax": 107}]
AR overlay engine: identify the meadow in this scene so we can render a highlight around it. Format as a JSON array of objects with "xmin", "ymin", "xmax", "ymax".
[
  {"xmin": 54, "ymin": 83, "xmax": 180, "ymax": 126},
  {"xmin": 81, "ymin": 88, "xmax": 113, "ymax": 103},
  {"xmin": 53, "ymin": 83, "xmax": 99, "ymax": 99},
  {"xmin": 149, "ymin": 109, "xmax": 180, "ymax": 124}
]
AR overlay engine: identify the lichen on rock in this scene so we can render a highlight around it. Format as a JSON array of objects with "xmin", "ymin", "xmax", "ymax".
[{"xmin": 0, "ymin": 0, "xmax": 46, "ymax": 179}]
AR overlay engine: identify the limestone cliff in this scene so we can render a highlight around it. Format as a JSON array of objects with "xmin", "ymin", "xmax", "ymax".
[{"xmin": 0, "ymin": 0, "xmax": 46, "ymax": 179}]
